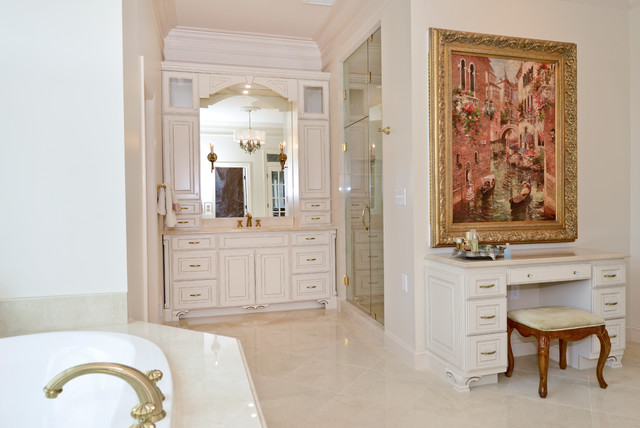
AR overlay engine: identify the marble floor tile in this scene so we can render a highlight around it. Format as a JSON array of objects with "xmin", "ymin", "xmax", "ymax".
[{"xmin": 167, "ymin": 309, "xmax": 640, "ymax": 428}]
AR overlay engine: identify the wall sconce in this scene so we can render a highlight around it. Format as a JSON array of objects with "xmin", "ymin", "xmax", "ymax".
[
  {"xmin": 278, "ymin": 142, "xmax": 287, "ymax": 172},
  {"xmin": 207, "ymin": 143, "xmax": 217, "ymax": 172}
]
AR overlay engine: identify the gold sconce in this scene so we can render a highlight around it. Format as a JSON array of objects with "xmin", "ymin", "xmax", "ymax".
[
  {"xmin": 278, "ymin": 142, "xmax": 287, "ymax": 172},
  {"xmin": 207, "ymin": 143, "xmax": 217, "ymax": 172}
]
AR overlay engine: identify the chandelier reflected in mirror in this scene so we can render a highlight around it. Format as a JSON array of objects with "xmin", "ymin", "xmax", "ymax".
[{"xmin": 234, "ymin": 107, "xmax": 266, "ymax": 154}]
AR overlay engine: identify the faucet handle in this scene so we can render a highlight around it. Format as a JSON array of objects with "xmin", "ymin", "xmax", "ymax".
[
  {"xmin": 144, "ymin": 370, "xmax": 165, "ymax": 401},
  {"xmin": 131, "ymin": 402, "xmax": 157, "ymax": 423}
]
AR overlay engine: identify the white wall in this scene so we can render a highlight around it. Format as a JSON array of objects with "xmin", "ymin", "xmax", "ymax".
[
  {"xmin": 122, "ymin": 0, "xmax": 164, "ymax": 322},
  {"xmin": 0, "ymin": 1, "xmax": 128, "ymax": 300},
  {"xmin": 629, "ymin": 4, "xmax": 640, "ymax": 342}
]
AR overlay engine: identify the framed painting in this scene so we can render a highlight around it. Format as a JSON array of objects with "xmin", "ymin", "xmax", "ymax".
[{"xmin": 429, "ymin": 28, "xmax": 577, "ymax": 247}]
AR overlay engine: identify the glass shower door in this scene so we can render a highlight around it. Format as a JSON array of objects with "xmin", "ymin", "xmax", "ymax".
[{"xmin": 344, "ymin": 29, "xmax": 384, "ymax": 323}]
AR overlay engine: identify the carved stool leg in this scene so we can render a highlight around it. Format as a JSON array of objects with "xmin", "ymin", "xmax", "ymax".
[
  {"xmin": 559, "ymin": 339, "xmax": 567, "ymax": 370},
  {"xmin": 506, "ymin": 321, "xmax": 515, "ymax": 377},
  {"xmin": 595, "ymin": 327, "xmax": 611, "ymax": 389},
  {"xmin": 537, "ymin": 335, "xmax": 550, "ymax": 398}
]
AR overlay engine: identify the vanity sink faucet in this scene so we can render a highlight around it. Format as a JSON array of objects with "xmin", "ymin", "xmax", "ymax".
[{"xmin": 245, "ymin": 212, "xmax": 253, "ymax": 227}]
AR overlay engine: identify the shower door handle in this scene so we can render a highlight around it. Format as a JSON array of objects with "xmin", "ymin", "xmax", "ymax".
[{"xmin": 361, "ymin": 204, "xmax": 370, "ymax": 231}]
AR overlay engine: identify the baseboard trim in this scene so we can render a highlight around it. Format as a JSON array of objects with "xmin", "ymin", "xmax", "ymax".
[
  {"xmin": 627, "ymin": 324, "xmax": 640, "ymax": 343},
  {"xmin": 384, "ymin": 329, "xmax": 428, "ymax": 370}
]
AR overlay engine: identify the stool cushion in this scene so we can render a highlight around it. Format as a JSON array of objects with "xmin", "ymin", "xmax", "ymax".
[{"xmin": 507, "ymin": 306, "xmax": 605, "ymax": 331}]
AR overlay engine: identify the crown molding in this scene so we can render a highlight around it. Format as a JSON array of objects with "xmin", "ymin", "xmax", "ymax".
[
  {"xmin": 164, "ymin": 27, "xmax": 323, "ymax": 71},
  {"xmin": 560, "ymin": 0, "xmax": 636, "ymax": 9},
  {"xmin": 161, "ymin": 61, "xmax": 329, "ymax": 81}
]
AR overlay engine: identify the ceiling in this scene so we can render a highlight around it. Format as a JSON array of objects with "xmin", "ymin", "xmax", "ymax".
[{"xmin": 171, "ymin": 0, "xmax": 341, "ymax": 40}]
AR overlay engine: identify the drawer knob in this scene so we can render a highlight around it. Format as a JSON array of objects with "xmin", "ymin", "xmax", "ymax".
[
  {"xmin": 605, "ymin": 302, "xmax": 618, "ymax": 306},
  {"xmin": 189, "ymin": 264, "xmax": 201, "ymax": 268},
  {"xmin": 306, "ymin": 258, "xmax": 317, "ymax": 262},
  {"xmin": 479, "ymin": 284, "xmax": 495, "ymax": 289},
  {"xmin": 306, "ymin": 285, "xmax": 317, "ymax": 289},
  {"xmin": 188, "ymin": 241, "xmax": 200, "ymax": 245},
  {"xmin": 481, "ymin": 350, "xmax": 497, "ymax": 356},
  {"xmin": 480, "ymin": 315, "xmax": 496, "ymax": 320},
  {"xmin": 604, "ymin": 274, "xmax": 617, "ymax": 278},
  {"xmin": 189, "ymin": 293, "xmax": 202, "ymax": 297},
  {"xmin": 305, "ymin": 237, "xmax": 316, "ymax": 241},
  {"xmin": 527, "ymin": 273, "xmax": 534, "ymax": 278}
]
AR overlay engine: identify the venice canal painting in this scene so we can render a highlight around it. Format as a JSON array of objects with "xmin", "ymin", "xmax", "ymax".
[{"xmin": 451, "ymin": 54, "xmax": 557, "ymax": 224}]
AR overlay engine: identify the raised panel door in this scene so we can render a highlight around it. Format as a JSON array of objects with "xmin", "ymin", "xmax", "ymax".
[
  {"xmin": 219, "ymin": 249, "xmax": 254, "ymax": 307},
  {"xmin": 299, "ymin": 120, "xmax": 330, "ymax": 198},
  {"xmin": 255, "ymin": 247, "xmax": 290, "ymax": 304},
  {"xmin": 163, "ymin": 115, "xmax": 200, "ymax": 200}
]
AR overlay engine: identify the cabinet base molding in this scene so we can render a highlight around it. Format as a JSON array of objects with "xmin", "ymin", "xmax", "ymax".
[{"xmin": 165, "ymin": 299, "xmax": 334, "ymax": 321}]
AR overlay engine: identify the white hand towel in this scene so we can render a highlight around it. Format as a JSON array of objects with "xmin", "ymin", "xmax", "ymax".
[
  {"xmin": 165, "ymin": 187, "xmax": 177, "ymax": 227},
  {"xmin": 157, "ymin": 186, "xmax": 167, "ymax": 215}
]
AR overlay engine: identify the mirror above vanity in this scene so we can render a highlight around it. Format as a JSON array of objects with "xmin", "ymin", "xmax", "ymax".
[{"xmin": 161, "ymin": 65, "xmax": 331, "ymax": 230}]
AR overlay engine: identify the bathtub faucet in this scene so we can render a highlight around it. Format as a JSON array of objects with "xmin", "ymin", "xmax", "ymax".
[{"xmin": 43, "ymin": 362, "xmax": 166, "ymax": 426}]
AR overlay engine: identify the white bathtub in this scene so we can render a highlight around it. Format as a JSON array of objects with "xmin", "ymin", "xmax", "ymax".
[{"xmin": 0, "ymin": 331, "xmax": 173, "ymax": 427}]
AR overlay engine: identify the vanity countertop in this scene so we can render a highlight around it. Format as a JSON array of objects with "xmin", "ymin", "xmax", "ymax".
[
  {"xmin": 163, "ymin": 226, "xmax": 336, "ymax": 235},
  {"xmin": 87, "ymin": 322, "xmax": 265, "ymax": 427},
  {"xmin": 425, "ymin": 247, "xmax": 629, "ymax": 268}
]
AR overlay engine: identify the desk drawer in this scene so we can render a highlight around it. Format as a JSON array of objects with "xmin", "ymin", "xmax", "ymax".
[
  {"xmin": 467, "ymin": 333, "xmax": 507, "ymax": 372},
  {"xmin": 593, "ymin": 264, "xmax": 625, "ymax": 287},
  {"xmin": 591, "ymin": 318, "xmax": 625, "ymax": 355},
  {"xmin": 172, "ymin": 251, "xmax": 217, "ymax": 280},
  {"xmin": 508, "ymin": 264, "xmax": 591, "ymax": 285},
  {"xmin": 467, "ymin": 273, "xmax": 506, "ymax": 299},
  {"xmin": 467, "ymin": 299, "xmax": 507, "ymax": 335},
  {"xmin": 593, "ymin": 286, "xmax": 625, "ymax": 318}
]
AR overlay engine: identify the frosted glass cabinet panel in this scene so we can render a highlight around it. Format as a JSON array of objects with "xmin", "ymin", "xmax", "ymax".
[
  {"xmin": 299, "ymin": 80, "xmax": 329, "ymax": 119},
  {"xmin": 163, "ymin": 72, "xmax": 199, "ymax": 113}
]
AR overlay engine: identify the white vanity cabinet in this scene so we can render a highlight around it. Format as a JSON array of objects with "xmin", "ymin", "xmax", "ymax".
[
  {"xmin": 163, "ymin": 229, "xmax": 336, "ymax": 320},
  {"xmin": 298, "ymin": 120, "xmax": 331, "ymax": 226},
  {"xmin": 424, "ymin": 248, "xmax": 629, "ymax": 391}
]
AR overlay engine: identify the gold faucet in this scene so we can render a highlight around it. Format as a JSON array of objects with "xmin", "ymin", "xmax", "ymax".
[
  {"xmin": 245, "ymin": 212, "xmax": 253, "ymax": 227},
  {"xmin": 43, "ymin": 362, "xmax": 166, "ymax": 426}
]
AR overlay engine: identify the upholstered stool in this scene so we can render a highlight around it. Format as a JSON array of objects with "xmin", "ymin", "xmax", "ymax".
[{"xmin": 505, "ymin": 305, "xmax": 611, "ymax": 398}]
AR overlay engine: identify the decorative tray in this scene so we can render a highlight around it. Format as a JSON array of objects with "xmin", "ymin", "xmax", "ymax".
[{"xmin": 452, "ymin": 245, "xmax": 504, "ymax": 261}]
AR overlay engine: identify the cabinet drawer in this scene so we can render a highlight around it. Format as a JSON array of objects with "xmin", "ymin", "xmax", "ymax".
[
  {"xmin": 292, "ymin": 246, "xmax": 330, "ymax": 273},
  {"xmin": 176, "ymin": 201, "xmax": 202, "ymax": 214},
  {"xmin": 171, "ymin": 235, "xmax": 216, "ymax": 250},
  {"xmin": 508, "ymin": 264, "xmax": 591, "ymax": 285},
  {"xmin": 593, "ymin": 264, "xmax": 625, "ymax": 287},
  {"xmin": 219, "ymin": 233, "xmax": 288, "ymax": 248},
  {"xmin": 292, "ymin": 231, "xmax": 331, "ymax": 246},
  {"xmin": 300, "ymin": 213, "xmax": 331, "ymax": 226},
  {"xmin": 591, "ymin": 318, "xmax": 625, "ymax": 355},
  {"xmin": 301, "ymin": 199, "xmax": 330, "ymax": 211},
  {"xmin": 593, "ymin": 286, "xmax": 625, "ymax": 318},
  {"xmin": 171, "ymin": 215, "xmax": 201, "ymax": 230},
  {"xmin": 173, "ymin": 281, "xmax": 215, "ymax": 309},
  {"xmin": 467, "ymin": 273, "xmax": 506, "ymax": 299},
  {"xmin": 292, "ymin": 273, "xmax": 332, "ymax": 300},
  {"xmin": 467, "ymin": 299, "xmax": 507, "ymax": 335},
  {"xmin": 467, "ymin": 333, "xmax": 507, "ymax": 372},
  {"xmin": 172, "ymin": 251, "xmax": 217, "ymax": 280}
]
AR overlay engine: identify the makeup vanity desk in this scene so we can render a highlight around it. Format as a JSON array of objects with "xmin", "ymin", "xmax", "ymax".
[{"xmin": 424, "ymin": 247, "xmax": 628, "ymax": 391}]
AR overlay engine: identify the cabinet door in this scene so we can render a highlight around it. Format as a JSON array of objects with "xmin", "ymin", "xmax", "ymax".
[
  {"xmin": 163, "ymin": 71, "xmax": 199, "ymax": 114},
  {"xmin": 255, "ymin": 247, "xmax": 290, "ymax": 304},
  {"xmin": 298, "ymin": 80, "xmax": 329, "ymax": 120},
  {"xmin": 299, "ymin": 120, "xmax": 330, "ymax": 199},
  {"xmin": 219, "ymin": 249, "xmax": 255, "ymax": 307},
  {"xmin": 163, "ymin": 115, "xmax": 200, "ymax": 200}
]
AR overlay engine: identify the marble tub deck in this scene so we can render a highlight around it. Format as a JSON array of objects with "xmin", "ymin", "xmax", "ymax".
[{"xmin": 170, "ymin": 309, "xmax": 640, "ymax": 428}]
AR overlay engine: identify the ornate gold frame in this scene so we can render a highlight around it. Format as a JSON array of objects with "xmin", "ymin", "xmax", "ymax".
[{"xmin": 429, "ymin": 28, "xmax": 577, "ymax": 247}]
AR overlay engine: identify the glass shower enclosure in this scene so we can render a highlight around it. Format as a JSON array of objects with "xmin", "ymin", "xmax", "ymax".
[{"xmin": 343, "ymin": 29, "xmax": 384, "ymax": 323}]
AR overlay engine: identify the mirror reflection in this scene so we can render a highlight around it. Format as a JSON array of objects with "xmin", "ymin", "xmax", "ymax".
[{"xmin": 200, "ymin": 84, "xmax": 293, "ymax": 218}]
